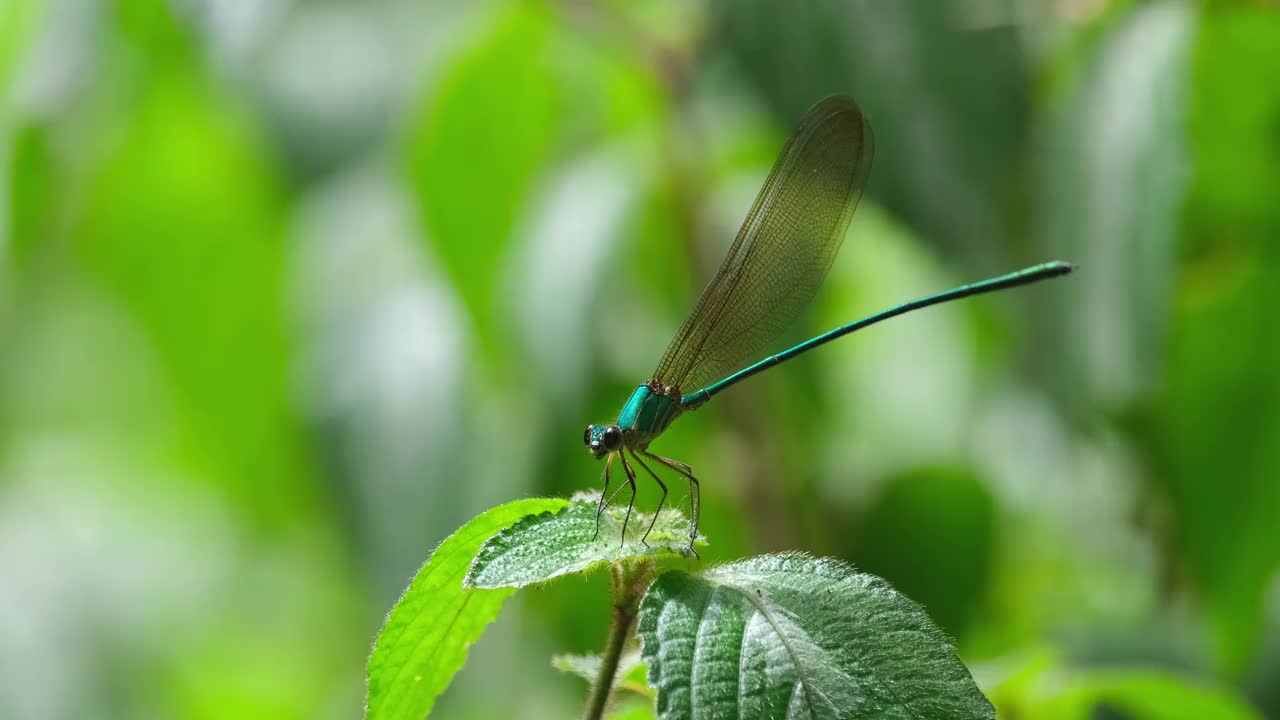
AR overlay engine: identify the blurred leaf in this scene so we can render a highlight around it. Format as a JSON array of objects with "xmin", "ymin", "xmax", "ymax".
[
  {"xmin": 254, "ymin": 4, "xmax": 403, "ymax": 178},
  {"xmin": 407, "ymin": 1, "xmax": 560, "ymax": 356},
  {"xmin": 637, "ymin": 553, "xmax": 994, "ymax": 719},
  {"xmin": 513, "ymin": 151, "xmax": 640, "ymax": 403},
  {"xmin": 1045, "ymin": 671, "xmax": 1262, "ymax": 720},
  {"xmin": 989, "ymin": 653, "xmax": 1262, "ymax": 720},
  {"xmin": 1039, "ymin": 1, "xmax": 1197, "ymax": 404},
  {"xmin": 814, "ymin": 202, "xmax": 979, "ymax": 481},
  {"xmin": 621, "ymin": 656, "xmax": 652, "ymax": 695},
  {"xmin": 609, "ymin": 698, "xmax": 659, "ymax": 720},
  {"xmin": 72, "ymin": 32, "xmax": 307, "ymax": 522},
  {"xmin": 553, "ymin": 651, "xmax": 615, "ymax": 683},
  {"xmin": 0, "ymin": 0, "xmax": 41, "ymax": 96},
  {"xmin": 1161, "ymin": 257, "xmax": 1280, "ymax": 671},
  {"xmin": 714, "ymin": 0, "xmax": 1029, "ymax": 266},
  {"xmin": 553, "ymin": 14, "xmax": 665, "ymax": 141},
  {"xmin": 852, "ymin": 466, "xmax": 994, "ymax": 640},
  {"xmin": 6, "ymin": 123, "xmax": 54, "ymax": 269},
  {"xmin": 982, "ymin": 647, "xmax": 1060, "ymax": 714},
  {"xmin": 1086, "ymin": 672, "xmax": 1261, "ymax": 720},
  {"xmin": 465, "ymin": 501, "xmax": 702, "ymax": 589},
  {"xmin": 1183, "ymin": 8, "xmax": 1280, "ymax": 246},
  {"xmin": 1156, "ymin": 6, "xmax": 1280, "ymax": 673},
  {"xmin": 366, "ymin": 497, "xmax": 568, "ymax": 720},
  {"xmin": 1, "ymin": 0, "xmax": 49, "ymax": 284},
  {"xmin": 552, "ymin": 649, "xmax": 650, "ymax": 696}
]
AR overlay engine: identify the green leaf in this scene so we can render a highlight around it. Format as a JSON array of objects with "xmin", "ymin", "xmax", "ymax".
[
  {"xmin": 1038, "ymin": 1, "xmax": 1197, "ymax": 403},
  {"xmin": 553, "ymin": 649, "xmax": 648, "ymax": 692},
  {"xmin": 554, "ymin": 650, "xmax": 654, "ymax": 720},
  {"xmin": 73, "ymin": 48, "xmax": 306, "ymax": 524},
  {"xmin": 987, "ymin": 652, "xmax": 1262, "ymax": 720},
  {"xmin": 553, "ymin": 652, "xmax": 612, "ymax": 684},
  {"xmin": 6, "ymin": 123, "xmax": 55, "ymax": 270},
  {"xmin": 715, "ymin": 0, "xmax": 1029, "ymax": 263},
  {"xmin": 407, "ymin": 2, "xmax": 560, "ymax": 354},
  {"xmin": 1159, "ymin": 6, "xmax": 1280, "ymax": 672},
  {"xmin": 609, "ymin": 698, "xmax": 660, "ymax": 720},
  {"xmin": 465, "ymin": 500, "xmax": 702, "ymax": 589},
  {"xmin": 0, "ymin": 0, "xmax": 42, "ymax": 97},
  {"xmin": 637, "ymin": 553, "xmax": 994, "ymax": 720},
  {"xmin": 366, "ymin": 497, "xmax": 568, "ymax": 720},
  {"xmin": 1184, "ymin": 7, "xmax": 1280, "ymax": 243},
  {"xmin": 1045, "ymin": 671, "xmax": 1263, "ymax": 720},
  {"xmin": 852, "ymin": 466, "xmax": 995, "ymax": 639},
  {"xmin": 1084, "ymin": 672, "xmax": 1262, "ymax": 720},
  {"xmin": 621, "ymin": 657, "xmax": 653, "ymax": 696}
]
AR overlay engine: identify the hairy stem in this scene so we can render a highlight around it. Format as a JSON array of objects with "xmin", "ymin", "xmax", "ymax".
[{"xmin": 582, "ymin": 561, "xmax": 653, "ymax": 720}]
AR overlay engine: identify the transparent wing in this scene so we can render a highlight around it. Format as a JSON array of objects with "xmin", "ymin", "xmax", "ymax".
[{"xmin": 653, "ymin": 96, "xmax": 873, "ymax": 395}]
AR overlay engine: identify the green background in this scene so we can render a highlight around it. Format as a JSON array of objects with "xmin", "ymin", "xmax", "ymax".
[{"xmin": 1, "ymin": 0, "xmax": 1278, "ymax": 718}]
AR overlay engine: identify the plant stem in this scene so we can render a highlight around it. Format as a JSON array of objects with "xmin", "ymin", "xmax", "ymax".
[{"xmin": 582, "ymin": 561, "xmax": 653, "ymax": 720}]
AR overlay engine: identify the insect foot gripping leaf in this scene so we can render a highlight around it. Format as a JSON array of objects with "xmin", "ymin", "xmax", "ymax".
[
  {"xmin": 465, "ymin": 500, "xmax": 704, "ymax": 590},
  {"xmin": 637, "ymin": 553, "xmax": 995, "ymax": 720}
]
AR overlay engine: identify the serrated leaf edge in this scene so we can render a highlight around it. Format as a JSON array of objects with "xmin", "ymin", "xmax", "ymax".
[
  {"xmin": 464, "ymin": 501, "xmax": 703, "ymax": 590},
  {"xmin": 462, "ymin": 502, "xmax": 578, "ymax": 589},
  {"xmin": 637, "ymin": 551, "xmax": 992, "ymax": 720}
]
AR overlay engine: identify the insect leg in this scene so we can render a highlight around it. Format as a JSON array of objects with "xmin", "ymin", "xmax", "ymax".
[
  {"xmin": 593, "ymin": 452, "xmax": 615, "ymax": 542},
  {"xmin": 629, "ymin": 450, "xmax": 668, "ymax": 546},
  {"xmin": 647, "ymin": 452, "xmax": 701, "ymax": 556},
  {"xmin": 617, "ymin": 451, "xmax": 639, "ymax": 547}
]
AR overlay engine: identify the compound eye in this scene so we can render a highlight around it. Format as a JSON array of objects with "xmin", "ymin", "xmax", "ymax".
[
  {"xmin": 583, "ymin": 425, "xmax": 595, "ymax": 446},
  {"xmin": 603, "ymin": 426, "xmax": 622, "ymax": 450}
]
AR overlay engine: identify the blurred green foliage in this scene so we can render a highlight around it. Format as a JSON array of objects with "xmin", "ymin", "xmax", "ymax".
[{"xmin": 1, "ymin": 1, "xmax": 1278, "ymax": 718}]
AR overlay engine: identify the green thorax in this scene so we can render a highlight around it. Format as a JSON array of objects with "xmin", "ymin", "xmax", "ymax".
[{"xmin": 617, "ymin": 382, "xmax": 684, "ymax": 447}]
